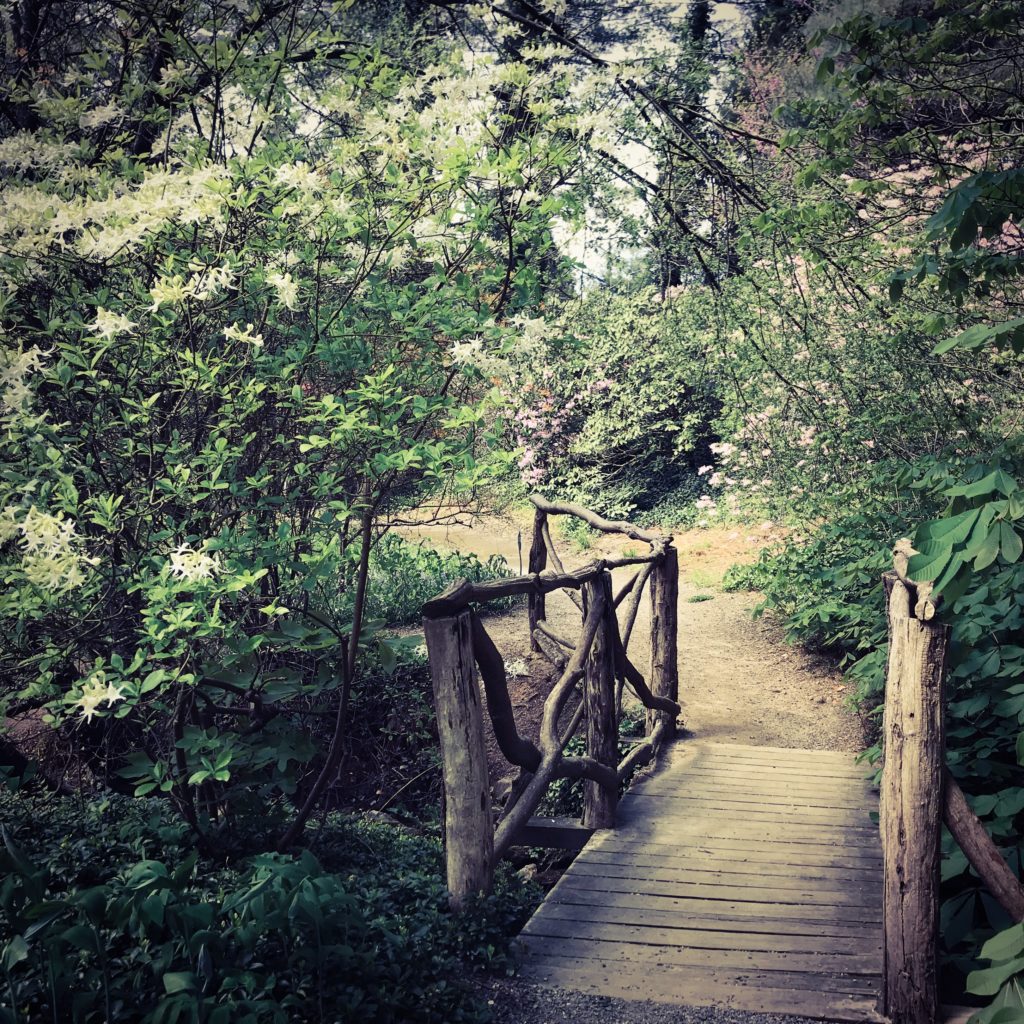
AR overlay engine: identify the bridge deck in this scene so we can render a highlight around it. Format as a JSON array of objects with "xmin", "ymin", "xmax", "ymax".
[{"xmin": 517, "ymin": 741, "xmax": 884, "ymax": 1022}]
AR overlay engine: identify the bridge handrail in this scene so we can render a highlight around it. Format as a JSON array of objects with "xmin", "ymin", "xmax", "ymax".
[{"xmin": 422, "ymin": 495, "xmax": 680, "ymax": 908}]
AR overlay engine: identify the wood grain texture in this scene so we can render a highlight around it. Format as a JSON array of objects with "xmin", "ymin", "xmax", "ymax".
[
  {"xmin": 647, "ymin": 543, "xmax": 679, "ymax": 738},
  {"xmin": 516, "ymin": 741, "xmax": 883, "ymax": 1022},
  {"xmin": 423, "ymin": 611, "xmax": 493, "ymax": 908},
  {"xmin": 880, "ymin": 575, "xmax": 949, "ymax": 1024},
  {"xmin": 583, "ymin": 574, "xmax": 617, "ymax": 829}
]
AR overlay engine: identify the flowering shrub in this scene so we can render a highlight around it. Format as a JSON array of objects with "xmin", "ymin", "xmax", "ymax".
[
  {"xmin": 0, "ymin": 0, "xmax": 580, "ymax": 841},
  {"xmin": 503, "ymin": 289, "xmax": 719, "ymax": 518}
]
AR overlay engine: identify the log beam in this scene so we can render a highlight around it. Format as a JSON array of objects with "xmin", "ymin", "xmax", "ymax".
[
  {"xmin": 528, "ymin": 507, "xmax": 547, "ymax": 652},
  {"xmin": 648, "ymin": 544, "xmax": 679, "ymax": 738},
  {"xmin": 583, "ymin": 573, "xmax": 618, "ymax": 829},
  {"xmin": 880, "ymin": 571, "xmax": 950, "ymax": 1024},
  {"xmin": 424, "ymin": 610, "xmax": 494, "ymax": 908},
  {"xmin": 943, "ymin": 768, "xmax": 1024, "ymax": 923}
]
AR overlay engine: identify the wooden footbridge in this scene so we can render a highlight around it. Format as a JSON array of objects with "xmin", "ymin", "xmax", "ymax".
[
  {"xmin": 519, "ymin": 740, "xmax": 882, "ymax": 1021},
  {"xmin": 422, "ymin": 497, "xmax": 1024, "ymax": 1024}
]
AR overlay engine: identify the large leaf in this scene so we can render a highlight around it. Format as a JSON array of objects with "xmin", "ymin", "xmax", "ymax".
[
  {"xmin": 933, "ymin": 317, "xmax": 1024, "ymax": 355},
  {"xmin": 907, "ymin": 544, "xmax": 953, "ymax": 583},
  {"xmin": 1000, "ymin": 521, "xmax": 1023, "ymax": 564},
  {"xmin": 917, "ymin": 506, "xmax": 982, "ymax": 545},
  {"xmin": 969, "ymin": 959, "xmax": 1024, "ymax": 997}
]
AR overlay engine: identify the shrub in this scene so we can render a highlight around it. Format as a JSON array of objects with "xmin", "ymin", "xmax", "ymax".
[
  {"xmin": 0, "ymin": 792, "xmax": 540, "ymax": 1024},
  {"xmin": 365, "ymin": 536, "xmax": 520, "ymax": 627}
]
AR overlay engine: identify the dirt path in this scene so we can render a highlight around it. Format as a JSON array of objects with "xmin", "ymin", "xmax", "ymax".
[{"xmin": 403, "ymin": 512, "xmax": 864, "ymax": 766}]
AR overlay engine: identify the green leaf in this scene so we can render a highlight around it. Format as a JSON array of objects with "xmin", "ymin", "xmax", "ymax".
[
  {"xmin": 934, "ymin": 317, "xmax": 1024, "ymax": 355},
  {"xmin": 1000, "ymin": 522, "xmax": 1023, "ymax": 563},
  {"xmin": 163, "ymin": 971, "xmax": 197, "ymax": 995},
  {"xmin": 917, "ymin": 507, "xmax": 981, "ymax": 545},
  {"xmin": 931, "ymin": 555, "xmax": 967, "ymax": 602},
  {"xmin": 907, "ymin": 545, "xmax": 952, "ymax": 583},
  {"xmin": 968, "ymin": 958, "xmax": 1024, "ymax": 997},
  {"xmin": 981, "ymin": 924, "xmax": 1024, "ymax": 964},
  {"xmin": 1, "ymin": 935, "xmax": 29, "ymax": 971},
  {"xmin": 975, "ymin": 527, "xmax": 1002, "ymax": 571}
]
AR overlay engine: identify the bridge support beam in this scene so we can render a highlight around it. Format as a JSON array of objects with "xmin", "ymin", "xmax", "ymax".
[
  {"xmin": 424, "ymin": 609, "xmax": 494, "ymax": 909},
  {"xmin": 648, "ymin": 543, "xmax": 679, "ymax": 739},
  {"xmin": 528, "ymin": 508, "xmax": 547, "ymax": 652},
  {"xmin": 583, "ymin": 572, "xmax": 618, "ymax": 829},
  {"xmin": 880, "ymin": 572, "xmax": 949, "ymax": 1024}
]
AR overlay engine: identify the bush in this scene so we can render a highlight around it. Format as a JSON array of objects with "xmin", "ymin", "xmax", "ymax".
[
  {"xmin": 0, "ymin": 792, "xmax": 540, "ymax": 1024},
  {"xmin": 505, "ymin": 289, "xmax": 719, "ymax": 519},
  {"xmin": 366, "ymin": 535, "xmax": 521, "ymax": 626}
]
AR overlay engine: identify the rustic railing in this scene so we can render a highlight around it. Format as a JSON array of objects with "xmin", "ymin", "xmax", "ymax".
[
  {"xmin": 880, "ymin": 547, "xmax": 1024, "ymax": 1024},
  {"xmin": 423, "ymin": 494, "xmax": 681, "ymax": 908}
]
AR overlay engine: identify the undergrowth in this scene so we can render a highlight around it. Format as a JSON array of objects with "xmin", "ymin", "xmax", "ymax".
[{"xmin": 0, "ymin": 792, "xmax": 540, "ymax": 1024}]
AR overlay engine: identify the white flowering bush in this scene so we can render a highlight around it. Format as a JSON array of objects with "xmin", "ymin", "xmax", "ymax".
[{"xmin": 0, "ymin": 0, "xmax": 581, "ymax": 842}]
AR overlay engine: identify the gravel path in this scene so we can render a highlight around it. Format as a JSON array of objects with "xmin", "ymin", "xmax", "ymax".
[{"xmin": 481, "ymin": 978, "xmax": 815, "ymax": 1024}]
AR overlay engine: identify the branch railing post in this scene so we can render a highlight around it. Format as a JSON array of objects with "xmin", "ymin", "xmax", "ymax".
[
  {"xmin": 648, "ymin": 542, "xmax": 679, "ymax": 739},
  {"xmin": 880, "ymin": 571, "xmax": 950, "ymax": 1024},
  {"xmin": 423, "ymin": 608, "xmax": 493, "ymax": 910},
  {"xmin": 583, "ymin": 571, "xmax": 618, "ymax": 829},
  {"xmin": 528, "ymin": 507, "xmax": 547, "ymax": 652}
]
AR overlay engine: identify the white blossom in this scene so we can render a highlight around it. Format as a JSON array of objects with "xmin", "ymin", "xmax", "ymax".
[
  {"xmin": 223, "ymin": 322, "xmax": 264, "ymax": 348},
  {"xmin": 87, "ymin": 308, "xmax": 136, "ymax": 340},
  {"xmin": 266, "ymin": 270, "xmax": 299, "ymax": 309},
  {"xmin": 3, "ymin": 506, "xmax": 97, "ymax": 594},
  {"xmin": 73, "ymin": 670, "xmax": 126, "ymax": 722},
  {"xmin": 168, "ymin": 541, "xmax": 222, "ymax": 583}
]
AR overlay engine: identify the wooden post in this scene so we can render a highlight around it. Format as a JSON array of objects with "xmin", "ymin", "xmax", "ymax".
[
  {"xmin": 880, "ymin": 571, "xmax": 950, "ymax": 1024},
  {"xmin": 528, "ymin": 508, "xmax": 547, "ymax": 652},
  {"xmin": 583, "ymin": 572, "xmax": 617, "ymax": 829},
  {"xmin": 423, "ymin": 610, "xmax": 493, "ymax": 909},
  {"xmin": 648, "ymin": 543, "xmax": 679, "ymax": 738}
]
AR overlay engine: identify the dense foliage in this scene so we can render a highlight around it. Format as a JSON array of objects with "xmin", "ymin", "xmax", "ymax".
[
  {"xmin": 0, "ymin": 792, "xmax": 537, "ymax": 1024},
  {"xmin": 2, "ymin": 0, "xmax": 1023, "ymax": 1018}
]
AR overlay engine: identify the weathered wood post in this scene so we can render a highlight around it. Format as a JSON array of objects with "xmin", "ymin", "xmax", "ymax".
[
  {"xmin": 880, "ymin": 571, "xmax": 950, "ymax": 1024},
  {"xmin": 528, "ymin": 507, "xmax": 547, "ymax": 652},
  {"xmin": 648, "ymin": 542, "xmax": 679, "ymax": 738},
  {"xmin": 423, "ymin": 609, "xmax": 493, "ymax": 909},
  {"xmin": 583, "ymin": 571, "xmax": 618, "ymax": 829}
]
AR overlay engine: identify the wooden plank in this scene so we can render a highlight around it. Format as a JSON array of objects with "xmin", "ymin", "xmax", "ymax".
[
  {"xmin": 586, "ymin": 837, "xmax": 882, "ymax": 871},
  {"xmin": 514, "ymin": 817, "xmax": 593, "ymax": 850},
  {"xmin": 672, "ymin": 754, "xmax": 873, "ymax": 780},
  {"xmin": 522, "ymin": 915, "xmax": 878, "ymax": 956},
  {"xmin": 549, "ymin": 873, "xmax": 881, "ymax": 910},
  {"xmin": 567, "ymin": 860, "xmax": 879, "ymax": 896},
  {"xmin": 516, "ymin": 741, "xmax": 885, "ymax": 1019},
  {"xmin": 621, "ymin": 794, "xmax": 876, "ymax": 827},
  {"xmin": 518, "ymin": 936, "xmax": 880, "ymax": 990},
  {"xmin": 616, "ymin": 816, "xmax": 882, "ymax": 848},
  {"xmin": 686, "ymin": 741, "xmax": 868, "ymax": 763},
  {"xmin": 589, "ymin": 828, "xmax": 882, "ymax": 859},
  {"xmin": 545, "ymin": 887, "xmax": 884, "ymax": 927},
  {"xmin": 630, "ymin": 777, "xmax": 875, "ymax": 807},
  {"xmin": 531, "ymin": 900, "xmax": 882, "ymax": 941},
  {"xmin": 516, "ymin": 956, "xmax": 884, "ymax": 1022}
]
